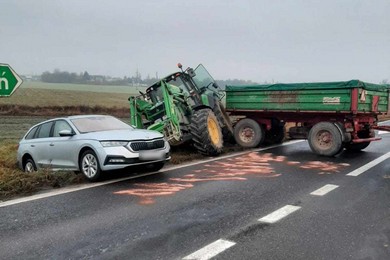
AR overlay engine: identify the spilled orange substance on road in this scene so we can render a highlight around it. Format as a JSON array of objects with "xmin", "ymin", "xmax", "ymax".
[
  {"xmin": 114, "ymin": 152, "xmax": 350, "ymax": 204},
  {"xmin": 299, "ymin": 161, "xmax": 350, "ymax": 174},
  {"xmin": 114, "ymin": 183, "xmax": 193, "ymax": 205},
  {"xmin": 114, "ymin": 152, "xmax": 281, "ymax": 205}
]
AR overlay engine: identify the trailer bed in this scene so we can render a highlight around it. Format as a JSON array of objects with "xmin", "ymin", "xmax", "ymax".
[{"xmin": 226, "ymin": 80, "xmax": 389, "ymax": 114}]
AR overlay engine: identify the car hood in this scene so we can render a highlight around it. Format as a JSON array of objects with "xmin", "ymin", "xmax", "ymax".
[{"xmin": 80, "ymin": 129, "xmax": 164, "ymax": 141}]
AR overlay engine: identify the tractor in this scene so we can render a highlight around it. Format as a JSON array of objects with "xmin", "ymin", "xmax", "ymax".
[{"xmin": 128, "ymin": 63, "xmax": 233, "ymax": 155}]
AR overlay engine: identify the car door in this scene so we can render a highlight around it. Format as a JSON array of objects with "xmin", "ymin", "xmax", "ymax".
[
  {"xmin": 31, "ymin": 121, "xmax": 54, "ymax": 168},
  {"xmin": 48, "ymin": 120, "xmax": 78, "ymax": 170}
]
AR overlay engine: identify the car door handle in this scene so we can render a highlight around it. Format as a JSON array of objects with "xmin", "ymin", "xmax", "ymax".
[
  {"xmin": 50, "ymin": 143, "xmax": 55, "ymax": 146},
  {"xmin": 30, "ymin": 145, "xmax": 35, "ymax": 147}
]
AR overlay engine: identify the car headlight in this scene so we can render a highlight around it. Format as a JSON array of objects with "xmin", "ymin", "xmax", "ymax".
[{"xmin": 100, "ymin": 141, "xmax": 129, "ymax": 147}]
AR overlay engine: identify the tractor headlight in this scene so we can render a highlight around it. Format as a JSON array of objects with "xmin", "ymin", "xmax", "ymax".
[{"xmin": 100, "ymin": 141, "xmax": 129, "ymax": 147}]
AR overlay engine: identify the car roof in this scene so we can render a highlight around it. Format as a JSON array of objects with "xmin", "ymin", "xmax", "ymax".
[
  {"xmin": 28, "ymin": 115, "xmax": 114, "ymax": 128},
  {"xmin": 66, "ymin": 114, "xmax": 113, "ymax": 120}
]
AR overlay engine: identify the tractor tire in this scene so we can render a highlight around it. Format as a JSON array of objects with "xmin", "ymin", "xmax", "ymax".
[
  {"xmin": 308, "ymin": 122, "xmax": 343, "ymax": 156},
  {"xmin": 234, "ymin": 118, "xmax": 265, "ymax": 148},
  {"xmin": 190, "ymin": 109, "xmax": 223, "ymax": 156},
  {"xmin": 214, "ymin": 101, "xmax": 234, "ymax": 143}
]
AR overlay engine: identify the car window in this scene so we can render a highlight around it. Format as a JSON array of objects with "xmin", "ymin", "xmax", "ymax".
[
  {"xmin": 71, "ymin": 116, "xmax": 132, "ymax": 133},
  {"xmin": 53, "ymin": 120, "xmax": 73, "ymax": 137},
  {"xmin": 36, "ymin": 122, "xmax": 54, "ymax": 138},
  {"xmin": 25, "ymin": 126, "xmax": 38, "ymax": 140}
]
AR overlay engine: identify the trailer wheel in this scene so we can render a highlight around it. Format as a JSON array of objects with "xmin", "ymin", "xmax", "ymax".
[
  {"xmin": 345, "ymin": 129, "xmax": 372, "ymax": 151},
  {"xmin": 191, "ymin": 109, "xmax": 223, "ymax": 156},
  {"xmin": 308, "ymin": 122, "xmax": 343, "ymax": 156},
  {"xmin": 234, "ymin": 118, "xmax": 265, "ymax": 148},
  {"xmin": 345, "ymin": 142, "xmax": 370, "ymax": 151},
  {"xmin": 264, "ymin": 119, "xmax": 285, "ymax": 145}
]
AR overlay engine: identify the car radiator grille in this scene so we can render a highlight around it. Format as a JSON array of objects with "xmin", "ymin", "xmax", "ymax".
[{"xmin": 130, "ymin": 139, "xmax": 165, "ymax": 151}]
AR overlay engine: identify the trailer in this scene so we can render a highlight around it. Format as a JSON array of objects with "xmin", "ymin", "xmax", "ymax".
[{"xmin": 225, "ymin": 80, "xmax": 390, "ymax": 156}]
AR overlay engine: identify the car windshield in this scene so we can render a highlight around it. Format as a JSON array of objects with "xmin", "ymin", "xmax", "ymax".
[{"xmin": 71, "ymin": 116, "xmax": 132, "ymax": 133}]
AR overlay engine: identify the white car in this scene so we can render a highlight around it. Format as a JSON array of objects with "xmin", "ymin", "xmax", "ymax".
[{"xmin": 17, "ymin": 115, "xmax": 171, "ymax": 181}]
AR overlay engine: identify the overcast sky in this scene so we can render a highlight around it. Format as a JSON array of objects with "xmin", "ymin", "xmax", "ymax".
[{"xmin": 2, "ymin": 0, "xmax": 389, "ymax": 83}]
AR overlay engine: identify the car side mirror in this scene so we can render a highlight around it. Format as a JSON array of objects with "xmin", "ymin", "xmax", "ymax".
[{"xmin": 59, "ymin": 130, "xmax": 75, "ymax": 137}]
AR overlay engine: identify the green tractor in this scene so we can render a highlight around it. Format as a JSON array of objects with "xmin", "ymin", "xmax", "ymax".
[{"xmin": 129, "ymin": 63, "xmax": 233, "ymax": 156}]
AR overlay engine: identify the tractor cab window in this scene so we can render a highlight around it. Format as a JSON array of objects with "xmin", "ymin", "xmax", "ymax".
[
  {"xmin": 166, "ymin": 75, "xmax": 190, "ymax": 95},
  {"xmin": 147, "ymin": 86, "xmax": 163, "ymax": 103},
  {"xmin": 193, "ymin": 64, "xmax": 218, "ymax": 90}
]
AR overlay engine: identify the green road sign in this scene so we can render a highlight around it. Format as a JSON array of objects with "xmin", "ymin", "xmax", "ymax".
[{"xmin": 0, "ymin": 64, "xmax": 23, "ymax": 97}]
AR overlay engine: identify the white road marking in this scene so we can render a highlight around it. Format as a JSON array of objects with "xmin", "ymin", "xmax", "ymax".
[
  {"xmin": 182, "ymin": 239, "xmax": 236, "ymax": 260},
  {"xmin": 378, "ymin": 131, "xmax": 388, "ymax": 135},
  {"xmin": 0, "ymin": 140, "xmax": 304, "ymax": 207},
  {"xmin": 0, "ymin": 172, "xmax": 161, "ymax": 208},
  {"xmin": 346, "ymin": 152, "xmax": 390, "ymax": 177},
  {"xmin": 258, "ymin": 205, "xmax": 301, "ymax": 224},
  {"xmin": 310, "ymin": 184, "xmax": 339, "ymax": 196}
]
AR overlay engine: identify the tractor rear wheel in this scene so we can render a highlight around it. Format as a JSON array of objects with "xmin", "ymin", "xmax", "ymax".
[{"xmin": 191, "ymin": 109, "xmax": 223, "ymax": 156}]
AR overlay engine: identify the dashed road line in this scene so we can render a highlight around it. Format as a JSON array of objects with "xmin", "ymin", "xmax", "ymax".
[
  {"xmin": 346, "ymin": 152, "xmax": 390, "ymax": 177},
  {"xmin": 258, "ymin": 205, "xmax": 301, "ymax": 224},
  {"xmin": 182, "ymin": 239, "xmax": 236, "ymax": 260},
  {"xmin": 310, "ymin": 184, "xmax": 339, "ymax": 196}
]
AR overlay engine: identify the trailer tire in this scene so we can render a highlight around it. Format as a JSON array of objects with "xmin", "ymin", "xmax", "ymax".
[
  {"xmin": 264, "ymin": 119, "xmax": 285, "ymax": 145},
  {"xmin": 191, "ymin": 109, "xmax": 223, "ymax": 156},
  {"xmin": 234, "ymin": 118, "xmax": 265, "ymax": 148},
  {"xmin": 345, "ymin": 142, "xmax": 370, "ymax": 151},
  {"xmin": 345, "ymin": 128, "xmax": 373, "ymax": 152},
  {"xmin": 308, "ymin": 122, "xmax": 343, "ymax": 156}
]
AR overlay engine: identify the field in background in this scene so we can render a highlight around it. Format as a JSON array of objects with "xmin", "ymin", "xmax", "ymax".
[
  {"xmin": 21, "ymin": 81, "xmax": 144, "ymax": 94},
  {"xmin": 0, "ymin": 81, "xmax": 147, "ymax": 108}
]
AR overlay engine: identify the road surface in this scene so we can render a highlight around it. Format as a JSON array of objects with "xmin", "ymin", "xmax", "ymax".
[{"xmin": 0, "ymin": 130, "xmax": 389, "ymax": 260}]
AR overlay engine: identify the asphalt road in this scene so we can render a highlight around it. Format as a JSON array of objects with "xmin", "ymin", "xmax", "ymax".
[{"xmin": 0, "ymin": 131, "xmax": 389, "ymax": 260}]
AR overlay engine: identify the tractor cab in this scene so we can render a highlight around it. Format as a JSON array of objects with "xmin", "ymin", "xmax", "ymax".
[{"xmin": 129, "ymin": 63, "xmax": 232, "ymax": 155}]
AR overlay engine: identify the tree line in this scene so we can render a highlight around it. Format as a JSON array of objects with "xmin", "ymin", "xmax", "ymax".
[{"xmin": 39, "ymin": 69, "xmax": 258, "ymax": 87}]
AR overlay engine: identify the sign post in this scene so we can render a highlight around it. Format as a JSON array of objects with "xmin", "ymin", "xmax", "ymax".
[{"xmin": 0, "ymin": 64, "xmax": 23, "ymax": 97}]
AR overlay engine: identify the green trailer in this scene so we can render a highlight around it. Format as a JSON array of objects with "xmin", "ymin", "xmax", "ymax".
[{"xmin": 225, "ymin": 80, "xmax": 390, "ymax": 156}]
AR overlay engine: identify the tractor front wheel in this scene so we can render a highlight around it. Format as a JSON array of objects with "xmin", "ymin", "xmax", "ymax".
[{"xmin": 191, "ymin": 109, "xmax": 223, "ymax": 156}]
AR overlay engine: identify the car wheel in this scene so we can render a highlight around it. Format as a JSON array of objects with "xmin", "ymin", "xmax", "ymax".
[
  {"xmin": 24, "ymin": 158, "xmax": 37, "ymax": 173},
  {"xmin": 80, "ymin": 150, "xmax": 102, "ymax": 182}
]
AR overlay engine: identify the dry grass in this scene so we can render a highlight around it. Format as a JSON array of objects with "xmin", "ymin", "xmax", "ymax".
[{"xmin": 0, "ymin": 140, "xmax": 84, "ymax": 200}]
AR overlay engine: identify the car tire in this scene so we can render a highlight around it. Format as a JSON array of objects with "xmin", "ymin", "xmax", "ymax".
[
  {"xmin": 79, "ymin": 150, "xmax": 102, "ymax": 182},
  {"xmin": 24, "ymin": 158, "xmax": 37, "ymax": 173}
]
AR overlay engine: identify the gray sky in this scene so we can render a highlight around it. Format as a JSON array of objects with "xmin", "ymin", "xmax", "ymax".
[{"xmin": 1, "ymin": 0, "xmax": 389, "ymax": 83}]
